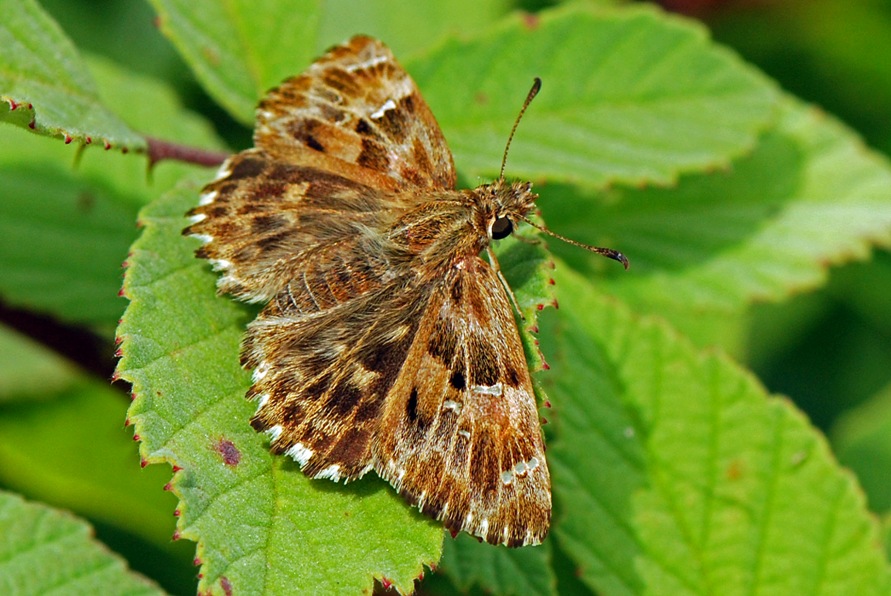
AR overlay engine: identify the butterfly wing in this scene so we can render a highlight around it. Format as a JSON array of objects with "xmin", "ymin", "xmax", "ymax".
[
  {"xmin": 255, "ymin": 35, "xmax": 456, "ymax": 191},
  {"xmin": 373, "ymin": 256, "xmax": 551, "ymax": 547},
  {"xmin": 184, "ymin": 35, "xmax": 456, "ymax": 302},
  {"xmin": 243, "ymin": 274, "xmax": 432, "ymax": 481}
]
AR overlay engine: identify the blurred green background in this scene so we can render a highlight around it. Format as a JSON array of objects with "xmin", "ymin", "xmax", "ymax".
[{"xmin": 2, "ymin": 0, "xmax": 890, "ymax": 592}]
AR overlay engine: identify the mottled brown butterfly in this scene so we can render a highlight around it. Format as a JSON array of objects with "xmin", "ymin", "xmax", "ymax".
[{"xmin": 184, "ymin": 35, "xmax": 626, "ymax": 547}]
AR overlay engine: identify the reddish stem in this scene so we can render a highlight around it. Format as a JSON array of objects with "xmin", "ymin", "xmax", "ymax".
[{"xmin": 145, "ymin": 136, "xmax": 230, "ymax": 168}]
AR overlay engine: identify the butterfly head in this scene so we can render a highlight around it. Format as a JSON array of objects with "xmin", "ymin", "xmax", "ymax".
[
  {"xmin": 477, "ymin": 78, "xmax": 628, "ymax": 269},
  {"xmin": 479, "ymin": 178, "xmax": 538, "ymax": 242}
]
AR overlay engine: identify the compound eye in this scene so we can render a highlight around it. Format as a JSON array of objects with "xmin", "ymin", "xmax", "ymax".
[{"xmin": 491, "ymin": 216, "xmax": 513, "ymax": 240}]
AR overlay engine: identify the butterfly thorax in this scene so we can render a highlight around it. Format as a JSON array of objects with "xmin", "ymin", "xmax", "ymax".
[{"xmin": 387, "ymin": 179, "xmax": 537, "ymax": 269}]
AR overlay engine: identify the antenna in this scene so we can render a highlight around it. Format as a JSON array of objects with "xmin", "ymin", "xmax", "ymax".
[
  {"xmin": 498, "ymin": 77, "xmax": 630, "ymax": 271},
  {"xmin": 500, "ymin": 77, "xmax": 542, "ymax": 181},
  {"xmin": 520, "ymin": 215, "xmax": 630, "ymax": 270}
]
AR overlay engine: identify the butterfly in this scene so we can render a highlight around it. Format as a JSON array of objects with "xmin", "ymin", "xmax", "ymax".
[{"xmin": 184, "ymin": 35, "xmax": 626, "ymax": 547}]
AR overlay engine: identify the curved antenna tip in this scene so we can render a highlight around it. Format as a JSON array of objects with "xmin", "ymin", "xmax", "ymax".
[{"xmin": 612, "ymin": 251, "xmax": 630, "ymax": 270}]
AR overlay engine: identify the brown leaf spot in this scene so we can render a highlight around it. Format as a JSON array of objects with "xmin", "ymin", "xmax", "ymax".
[{"xmin": 215, "ymin": 438, "xmax": 241, "ymax": 466}]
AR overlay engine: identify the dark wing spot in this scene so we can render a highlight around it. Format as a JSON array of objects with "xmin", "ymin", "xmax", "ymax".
[
  {"xmin": 467, "ymin": 336, "xmax": 499, "ymax": 387},
  {"xmin": 449, "ymin": 370, "xmax": 466, "ymax": 390},
  {"xmin": 406, "ymin": 388, "xmax": 419, "ymax": 421},
  {"xmin": 301, "ymin": 371, "xmax": 334, "ymax": 400},
  {"xmin": 354, "ymin": 397, "xmax": 382, "ymax": 424},
  {"xmin": 290, "ymin": 120, "xmax": 326, "ymax": 152},
  {"xmin": 254, "ymin": 181, "xmax": 287, "ymax": 199},
  {"xmin": 256, "ymin": 232, "xmax": 288, "ymax": 253},
  {"xmin": 503, "ymin": 362, "xmax": 522, "ymax": 388},
  {"xmin": 227, "ymin": 157, "xmax": 265, "ymax": 180},
  {"xmin": 355, "ymin": 118, "xmax": 372, "ymax": 135},
  {"xmin": 428, "ymin": 317, "xmax": 457, "ymax": 364},
  {"xmin": 305, "ymin": 135, "xmax": 325, "ymax": 152},
  {"xmin": 357, "ymin": 138, "xmax": 389, "ymax": 171},
  {"xmin": 450, "ymin": 276, "xmax": 463, "ymax": 303},
  {"xmin": 324, "ymin": 381, "xmax": 363, "ymax": 416},
  {"xmin": 322, "ymin": 68, "xmax": 361, "ymax": 96},
  {"xmin": 251, "ymin": 214, "xmax": 288, "ymax": 235}
]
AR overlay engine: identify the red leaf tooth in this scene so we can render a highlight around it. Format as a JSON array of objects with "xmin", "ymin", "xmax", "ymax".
[
  {"xmin": 85, "ymin": 136, "xmax": 92, "ymax": 144},
  {"xmin": 523, "ymin": 12, "xmax": 540, "ymax": 29},
  {"xmin": 380, "ymin": 578, "xmax": 393, "ymax": 590},
  {"xmin": 8, "ymin": 99, "xmax": 18, "ymax": 110},
  {"xmin": 193, "ymin": 557, "xmax": 202, "ymax": 567},
  {"xmin": 172, "ymin": 465, "xmax": 183, "ymax": 472},
  {"xmin": 140, "ymin": 459, "xmax": 148, "ymax": 468},
  {"xmin": 64, "ymin": 134, "xmax": 73, "ymax": 144},
  {"xmin": 172, "ymin": 530, "xmax": 180, "ymax": 541},
  {"xmin": 104, "ymin": 140, "xmax": 111, "ymax": 150},
  {"xmin": 163, "ymin": 482, "xmax": 173, "ymax": 492},
  {"xmin": 173, "ymin": 509, "xmax": 181, "ymax": 517},
  {"xmin": 132, "ymin": 434, "xmax": 140, "ymax": 441}
]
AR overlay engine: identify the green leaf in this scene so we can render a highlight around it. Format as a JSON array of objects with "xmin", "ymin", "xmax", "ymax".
[
  {"xmin": 439, "ymin": 533, "xmax": 557, "ymax": 595},
  {"xmin": 546, "ymin": 266, "xmax": 890, "ymax": 595},
  {"xmin": 832, "ymin": 383, "xmax": 891, "ymax": 513},
  {"xmin": 147, "ymin": 0, "xmax": 518, "ymax": 125},
  {"xmin": 408, "ymin": 5, "xmax": 777, "ymax": 187},
  {"xmin": 0, "ymin": 56, "xmax": 225, "ymax": 331},
  {"xmin": 149, "ymin": 3, "xmax": 775, "ymax": 187},
  {"xmin": 0, "ymin": 490, "xmax": 161, "ymax": 595},
  {"xmin": 147, "ymin": 0, "xmax": 322, "ymax": 125},
  {"xmin": 0, "ymin": 139, "xmax": 139, "ymax": 328},
  {"xmin": 0, "ymin": 379, "xmax": 182, "ymax": 553},
  {"xmin": 0, "ymin": 323, "xmax": 79, "ymax": 401},
  {"xmin": 0, "ymin": 0, "xmax": 144, "ymax": 150},
  {"xmin": 546, "ymin": 96, "xmax": 891, "ymax": 342},
  {"xmin": 495, "ymin": 228, "xmax": 558, "ymax": 373},
  {"xmin": 116, "ymin": 178, "xmax": 444, "ymax": 594},
  {"xmin": 315, "ymin": 0, "xmax": 514, "ymax": 59}
]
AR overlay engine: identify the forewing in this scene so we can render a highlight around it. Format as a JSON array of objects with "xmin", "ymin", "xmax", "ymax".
[
  {"xmin": 244, "ymin": 277, "xmax": 431, "ymax": 481},
  {"xmin": 184, "ymin": 152, "xmax": 405, "ymax": 303},
  {"xmin": 256, "ymin": 35, "xmax": 456, "ymax": 191},
  {"xmin": 374, "ymin": 257, "xmax": 551, "ymax": 547},
  {"xmin": 185, "ymin": 35, "xmax": 456, "ymax": 302}
]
